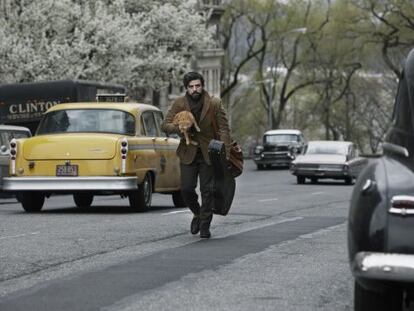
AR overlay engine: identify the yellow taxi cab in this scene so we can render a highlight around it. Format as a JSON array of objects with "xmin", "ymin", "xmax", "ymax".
[{"xmin": 3, "ymin": 96, "xmax": 184, "ymax": 212}]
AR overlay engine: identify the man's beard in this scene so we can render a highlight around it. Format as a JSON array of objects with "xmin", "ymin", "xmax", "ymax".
[{"xmin": 190, "ymin": 91, "xmax": 202, "ymax": 101}]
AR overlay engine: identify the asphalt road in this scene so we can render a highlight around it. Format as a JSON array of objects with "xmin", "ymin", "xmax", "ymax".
[{"xmin": 0, "ymin": 160, "xmax": 354, "ymax": 310}]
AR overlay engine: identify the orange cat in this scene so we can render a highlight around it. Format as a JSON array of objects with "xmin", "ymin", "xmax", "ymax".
[{"xmin": 173, "ymin": 111, "xmax": 201, "ymax": 145}]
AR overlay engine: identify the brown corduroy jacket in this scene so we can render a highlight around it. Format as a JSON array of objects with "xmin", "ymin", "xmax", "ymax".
[{"xmin": 161, "ymin": 91, "xmax": 231, "ymax": 165}]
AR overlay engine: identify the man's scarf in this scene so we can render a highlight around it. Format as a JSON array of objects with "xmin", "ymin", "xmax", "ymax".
[{"xmin": 185, "ymin": 90, "xmax": 205, "ymax": 122}]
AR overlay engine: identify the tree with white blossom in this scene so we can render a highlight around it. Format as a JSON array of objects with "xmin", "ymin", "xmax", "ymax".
[{"xmin": 0, "ymin": 0, "xmax": 212, "ymax": 98}]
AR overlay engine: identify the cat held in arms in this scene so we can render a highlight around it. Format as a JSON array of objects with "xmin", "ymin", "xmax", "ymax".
[{"xmin": 173, "ymin": 110, "xmax": 201, "ymax": 145}]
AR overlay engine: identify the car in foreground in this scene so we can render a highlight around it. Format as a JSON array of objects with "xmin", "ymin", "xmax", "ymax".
[
  {"xmin": 348, "ymin": 48, "xmax": 414, "ymax": 310},
  {"xmin": 3, "ymin": 98, "xmax": 184, "ymax": 212},
  {"xmin": 290, "ymin": 140, "xmax": 367, "ymax": 184},
  {"xmin": 0, "ymin": 125, "xmax": 32, "ymax": 196},
  {"xmin": 253, "ymin": 129, "xmax": 305, "ymax": 169}
]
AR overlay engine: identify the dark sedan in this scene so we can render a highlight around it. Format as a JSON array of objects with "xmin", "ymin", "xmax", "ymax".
[
  {"xmin": 348, "ymin": 48, "xmax": 414, "ymax": 310},
  {"xmin": 253, "ymin": 129, "xmax": 305, "ymax": 169}
]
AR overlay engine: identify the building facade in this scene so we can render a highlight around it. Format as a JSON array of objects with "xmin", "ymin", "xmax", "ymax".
[{"xmin": 156, "ymin": 0, "xmax": 225, "ymax": 112}]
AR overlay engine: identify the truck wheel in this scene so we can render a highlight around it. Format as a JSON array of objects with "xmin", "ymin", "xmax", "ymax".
[
  {"xmin": 297, "ymin": 176, "xmax": 305, "ymax": 184},
  {"xmin": 73, "ymin": 194, "xmax": 94, "ymax": 208},
  {"xmin": 129, "ymin": 173, "xmax": 152, "ymax": 212},
  {"xmin": 310, "ymin": 177, "xmax": 318, "ymax": 184},
  {"xmin": 354, "ymin": 281, "xmax": 402, "ymax": 311},
  {"xmin": 172, "ymin": 191, "xmax": 187, "ymax": 207},
  {"xmin": 20, "ymin": 192, "xmax": 45, "ymax": 212},
  {"xmin": 257, "ymin": 164, "xmax": 264, "ymax": 170}
]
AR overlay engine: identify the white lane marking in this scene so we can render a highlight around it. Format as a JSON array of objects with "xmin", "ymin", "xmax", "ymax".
[
  {"xmin": 311, "ymin": 192, "xmax": 324, "ymax": 195},
  {"xmin": 162, "ymin": 210, "xmax": 191, "ymax": 216},
  {"xmin": 0, "ymin": 232, "xmax": 40, "ymax": 240},
  {"xmin": 259, "ymin": 198, "xmax": 279, "ymax": 202}
]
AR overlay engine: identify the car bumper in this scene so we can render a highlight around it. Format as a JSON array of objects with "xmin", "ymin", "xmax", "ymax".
[
  {"xmin": 291, "ymin": 168, "xmax": 348, "ymax": 178},
  {"xmin": 352, "ymin": 251, "xmax": 414, "ymax": 282},
  {"xmin": 3, "ymin": 176, "xmax": 138, "ymax": 191},
  {"xmin": 253, "ymin": 155, "xmax": 293, "ymax": 166}
]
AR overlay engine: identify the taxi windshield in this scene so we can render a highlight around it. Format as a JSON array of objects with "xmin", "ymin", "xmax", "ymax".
[{"xmin": 36, "ymin": 109, "xmax": 135, "ymax": 135}]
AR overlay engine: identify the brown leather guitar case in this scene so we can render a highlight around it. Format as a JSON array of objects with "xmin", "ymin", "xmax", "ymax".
[{"xmin": 208, "ymin": 139, "xmax": 235, "ymax": 215}]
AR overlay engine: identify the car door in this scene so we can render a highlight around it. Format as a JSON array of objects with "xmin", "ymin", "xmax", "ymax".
[
  {"xmin": 139, "ymin": 111, "xmax": 159, "ymax": 183},
  {"xmin": 153, "ymin": 111, "xmax": 180, "ymax": 190},
  {"xmin": 141, "ymin": 110, "xmax": 174, "ymax": 191}
]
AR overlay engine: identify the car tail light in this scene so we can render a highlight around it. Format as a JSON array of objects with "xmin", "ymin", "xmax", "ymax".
[
  {"xmin": 10, "ymin": 138, "xmax": 16, "ymax": 175},
  {"xmin": 120, "ymin": 138, "xmax": 128, "ymax": 174},
  {"xmin": 389, "ymin": 195, "xmax": 414, "ymax": 215}
]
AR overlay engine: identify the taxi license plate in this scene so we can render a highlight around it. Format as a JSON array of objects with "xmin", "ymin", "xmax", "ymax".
[{"xmin": 56, "ymin": 165, "xmax": 78, "ymax": 176}]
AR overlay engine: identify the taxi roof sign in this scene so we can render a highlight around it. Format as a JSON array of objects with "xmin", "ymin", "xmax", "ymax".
[{"xmin": 96, "ymin": 93, "xmax": 127, "ymax": 102}]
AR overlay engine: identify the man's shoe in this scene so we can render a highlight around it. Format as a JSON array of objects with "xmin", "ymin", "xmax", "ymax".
[
  {"xmin": 190, "ymin": 216, "xmax": 200, "ymax": 235},
  {"xmin": 200, "ymin": 228, "xmax": 211, "ymax": 239}
]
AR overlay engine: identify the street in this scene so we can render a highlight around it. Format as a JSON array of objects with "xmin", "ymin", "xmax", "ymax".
[{"xmin": 0, "ymin": 160, "xmax": 353, "ymax": 310}]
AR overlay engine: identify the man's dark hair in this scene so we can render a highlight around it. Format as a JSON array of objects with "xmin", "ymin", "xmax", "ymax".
[{"xmin": 183, "ymin": 72, "xmax": 204, "ymax": 88}]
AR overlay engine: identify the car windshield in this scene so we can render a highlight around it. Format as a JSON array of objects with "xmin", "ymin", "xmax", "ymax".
[
  {"xmin": 36, "ymin": 109, "xmax": 135, "ymax": 135},
  {"xmin": 265, "ymin": 134, "xmax": 299, "ymax": 144},
  {"xmin": 306, "ymin": 144, "xmax": 347, "ymax": 155},
  {"xmin": 0, "ymin": 130, "xmax": 31, "ymax": 152}
]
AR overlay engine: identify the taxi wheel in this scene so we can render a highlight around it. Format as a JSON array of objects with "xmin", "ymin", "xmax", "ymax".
[
  {"xmin": 73, "ymin": 194, "xmax": 94, "ymax": 208},
  {"xmin": 129, "ymin": 173, "xmax": 152, "ymax": 212},
  {"xmin": 20, "ymin": 192, "xmax": 45, "ymax": 212},
  {"xmin": 172, "ymin": 191, "xmax": 187, "ymax": 208}
]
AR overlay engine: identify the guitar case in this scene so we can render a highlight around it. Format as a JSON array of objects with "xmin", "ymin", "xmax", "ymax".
[{"xmin": 208, "ymin": 139, "xmax": 235, "ymax": 215}]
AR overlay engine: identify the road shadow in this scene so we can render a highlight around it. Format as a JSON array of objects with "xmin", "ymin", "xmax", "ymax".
[
  {"xmin": 292, "ymin": 180, "xmax": 354, "ymax": 186},
  {"xmin": 10, "ymin": 204, "xmax": 183, "ymax": 215}
]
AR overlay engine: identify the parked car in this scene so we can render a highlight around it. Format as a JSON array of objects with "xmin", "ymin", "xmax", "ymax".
[
  {"xmin": 290, "ymin": 140, "xmax": 367, "ymax": 185},
  {"xmin": 3, "ymin": 98, "xmax": 184, "ymax": 212},
  {"xmin": 348, "ymin": 48, "xmax": 414, "ymax": 310},
  {"xmin": 0, "ymin": 125, "xmax": 32, "ymax": 196},
  {"xmin": 253, "ymin": 129, "xmax": 305, "ymax": 169}
]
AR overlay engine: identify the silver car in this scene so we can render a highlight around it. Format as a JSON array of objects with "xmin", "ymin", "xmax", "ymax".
[
  {"xmin": 0, "ymin": 125, "xmax": 31, "ymax": 194},
  {"xmin": 290, "ymin": 140, "xmax": 367, "ymax": 184}
]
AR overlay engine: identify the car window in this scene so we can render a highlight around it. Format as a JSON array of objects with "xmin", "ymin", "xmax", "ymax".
[
  {"xmin": 265, "ymin": 134, "xmax": 299, "ymax": 144},
  {"xmin": 140, "ymin": 118, "xmax": 146, "ymax": 136},
  {"xmin": 0, "ymin": 130, "xmax": 31, "ymax": 152},
  {"xmin": 349, "ymin": 145, "xmax": 356, "ymax": 158},
  {"xmin": 153, "ymin": 112, "xmax": 166, "ymax": 138},
  {"xmin": 0, "ymin": 130, "xmax": 31, "ymax": 141},
  {"xmin": 306, "ymin": 144, "xmax": 348, "ymax": 155},
  {"xmin": 36, "ymin": 109, "xmax": 135, "ymax": 136},
  {"xmin": 142, "ymin": 111, "xmax": 158, "ymax": 137}
]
